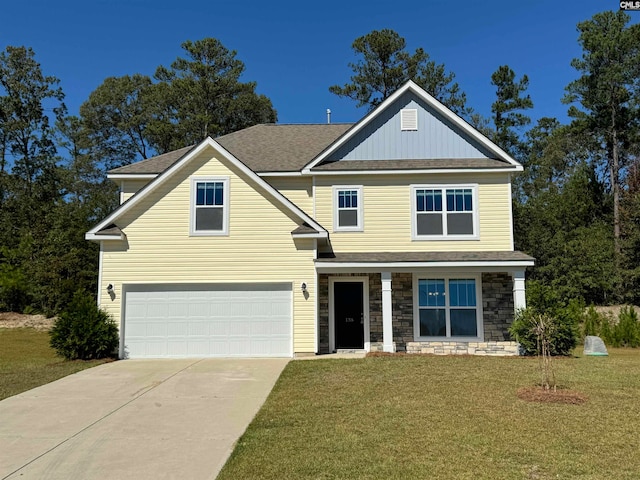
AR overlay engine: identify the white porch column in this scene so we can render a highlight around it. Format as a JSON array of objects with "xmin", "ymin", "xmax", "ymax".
[
  {"xmin": 382, "ymin": 271, "xmax": 394, "ymax": 353},
  {"xmin": 512, "ymin": 270, "xmax": 526, "ymax": 311}
]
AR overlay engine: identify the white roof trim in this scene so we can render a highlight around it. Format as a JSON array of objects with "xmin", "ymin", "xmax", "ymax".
[
  {"xmin": 258, "ymin": 171, "xmax": 303, "ymax": 177},
  {"xmin": 292, "ymin": 232, "xmax": 328, "ymax": 239},
  {"xmin": 107, "ymin": 173, "xmax": 158, "ymax": 180},
  {"xmin": 87, "ymin": 137, "xmax": 327, "ymax": 237},
  {"xmin": 315, "ymin": 260, "xmax": 535, "ymax": 270},
  {"xmin": 302, "ymin": 80, "xmax": 521, "ymax": 173},
  {"xmin": 309, "ymin": 167, "xmax": 521, "ymax": 176},
  {"xmin": 85, "ymin": 233, "xmax": 124, "ymax": 241}
]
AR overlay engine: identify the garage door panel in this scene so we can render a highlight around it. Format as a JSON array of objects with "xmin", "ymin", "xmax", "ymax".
[{"xmin": 124, "ymin": 283, "xmax": 292, "ymax": 358}]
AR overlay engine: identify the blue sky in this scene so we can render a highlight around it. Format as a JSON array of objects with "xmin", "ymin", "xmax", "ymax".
[{"xmin": 2, "ymin": 0, "xmax": 636, "ymax": 127}]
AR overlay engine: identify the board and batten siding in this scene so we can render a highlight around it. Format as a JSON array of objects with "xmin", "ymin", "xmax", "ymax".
[
  {"xmin": 314, "ymin": 173, "xmax": 513, "ymax": 252},
  {"xmin": 327, "ymin": 91, "xmax": 492, "ymax": 162},
  {"xmin": 264, "ymin": 176, "xmax": 313, "ymax": 213},
  {"xmin": 100, "ymin": 149, "xmax": 317, "ymax": 353}
]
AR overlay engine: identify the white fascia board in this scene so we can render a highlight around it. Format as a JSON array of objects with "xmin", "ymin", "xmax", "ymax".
[
  {"xmin": 315, "ymin": 260, "xmax": 535, "ymax": 271},
  {"xmin": 85, "ymin": 233, "xmax": 124, "ymax": 241},
  {"xmin": 87, "ymin": 137, "xmax": 327, "ymax": 236},
  {"xmin": 258, "ymin": 171, "xmax": 303, "ymax": 177},
  {"xmin": 292, "ymin": 232, "xmax": 328, "ymax": 239},
  {"xmin": 302, "ymin": 80, "xmax": 522, "ymax": 173},
  {"xmin": 107, "ymin": 173, "xmax": 158, "ymax": 180},
  {"xmin": 310, "ymin": 167, "xmax": 521, "ymax": 176}
]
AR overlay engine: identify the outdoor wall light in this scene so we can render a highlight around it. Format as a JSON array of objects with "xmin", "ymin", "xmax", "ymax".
[
  {"xmin": 106, "ymin": 284, "xmax": 114, "ymax": 294},
  {"xmin": 301, "ymin": 282, "xmax": 307, "ymax": 292}
]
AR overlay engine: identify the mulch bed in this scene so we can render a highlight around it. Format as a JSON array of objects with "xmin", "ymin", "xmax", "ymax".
[{"xmin": 517, "ymin": 386, "xmax": 588, "ymax": 405}]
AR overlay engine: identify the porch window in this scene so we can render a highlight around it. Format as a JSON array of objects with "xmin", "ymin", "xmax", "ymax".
[
  {"xmin": 414, "ymin": 276, "xmax": 481, "ymax": 339},
  {"xmin": 333, "ymin": 186, "xmax": 363, "ymax": 231},
  {"xmin": 190, "ymin": 177, "xmax": 229, "ymax": 235},
  {"xmin": 412, "ymin": 185, "xmax": 478, "ymax": 239}
]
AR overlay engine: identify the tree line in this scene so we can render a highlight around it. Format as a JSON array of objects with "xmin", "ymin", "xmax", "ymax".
[{"xmin": 1, "ymin": 10, "xmax": 638, "ymax": 315}]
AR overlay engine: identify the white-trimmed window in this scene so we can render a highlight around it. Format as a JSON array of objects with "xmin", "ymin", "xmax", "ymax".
[
  {"xmin": 333, "ymin": 186, "xmax": 363, "ymax": 231},
  {"xmin": 190, "ymin": 177, "xmax": 229, "ymax": 235},
  {"xmin": 413, "ymin": 275, "xmax": 482, "ymax": 340},
  {"xmin": 412, "ymin": 184, "xmax": 478, "ymax": 240}
]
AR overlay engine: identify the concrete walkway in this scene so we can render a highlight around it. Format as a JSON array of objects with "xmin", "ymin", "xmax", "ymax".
[{"xmin": 0, "ymin": 358, "xmax": 288, "ymax": 480}]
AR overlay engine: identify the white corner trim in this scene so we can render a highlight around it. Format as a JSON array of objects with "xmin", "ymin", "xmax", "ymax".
[{"xmin": 302, "ymin": 80, "xmax": 522, "ymax": 173}]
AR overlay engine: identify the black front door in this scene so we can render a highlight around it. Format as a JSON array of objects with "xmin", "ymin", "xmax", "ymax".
[{"xmin": 334, "ymin": 281, "xmax": 364, "ymax": 349}]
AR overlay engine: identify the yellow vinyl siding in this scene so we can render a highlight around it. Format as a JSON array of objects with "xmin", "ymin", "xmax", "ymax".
[
  {"xmin": 120, "ymin": 179, "xmax": 153, "ymax": 203},
  {"xmin": 101, "ymin": 150, "xmax": 317, "ymax": 353},
  {"xmin": 264, "ymin": 176, "xmax": 313, "ymax": 214},
  {"xmin": 315, "ymin": 173, "xmax": 512, "ymax": 252}
]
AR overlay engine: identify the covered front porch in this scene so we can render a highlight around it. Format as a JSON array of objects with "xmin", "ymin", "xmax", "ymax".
[{"xmin": 315, "ymin": 252, "xmax": 534, "ymax": 356}]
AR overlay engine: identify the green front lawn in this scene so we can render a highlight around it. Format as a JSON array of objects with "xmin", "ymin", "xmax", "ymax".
[
  {"xmin": 219, "ymin": 350, "xmax": 640, "ymax": 480},
  {"xmin": 0, "ymin": 328, "xmax": 109, "ymax": 401}
]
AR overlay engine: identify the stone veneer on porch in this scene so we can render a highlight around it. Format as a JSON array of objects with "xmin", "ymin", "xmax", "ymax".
[{"xmin": 318, "ymin": 272, "xmax": 519, "ymax": 356}]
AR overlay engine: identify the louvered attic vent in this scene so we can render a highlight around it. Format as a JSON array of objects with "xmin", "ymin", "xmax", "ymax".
[{"xmin": 400, "ymin": 108, "xmax": 418, "ymax": 131}]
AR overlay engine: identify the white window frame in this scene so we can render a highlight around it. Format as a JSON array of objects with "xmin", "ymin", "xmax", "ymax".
[
  {"xmin": 411, "ymin": 184, "xmax": 479, "ymax": 240},
  {"xmin": 190, "ymin": 176, "xmax": 230, "ymax": 236},
  {"xmin": 412, "ymin": 273, "xmax": 483, "ymax": 341},
  {"xmin": 333, "ymin": 185, "xmax": 363, "ymax": 232}
]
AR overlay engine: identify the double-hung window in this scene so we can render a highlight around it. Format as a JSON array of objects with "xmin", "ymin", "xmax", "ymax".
[
  {"xmin": 413, "ymin": 185, "xmax": 478, "ymax": 239},
  {"xmin": 333, "ymin": 186, "xmax": 363, "ymax": 231},
  {"xmin": 190, "ymin": 177, "xmax": 229, "ymax": 235},
  {"xmin": 415, "ymin": 276, "xmax": 481, "ymax": 339}
]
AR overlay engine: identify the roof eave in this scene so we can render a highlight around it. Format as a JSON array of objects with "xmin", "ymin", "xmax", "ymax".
[
  {"xmin": 85, "ymin": 233, "xmax": 124, "ymax": 242},
  {"xmin": 315, "ymin": 259, "xmax": 535, "ymax": 271},
  {"xmin": 309, "ymin": 166, "xmax": 521, "ymax": 175},
  {"xmin": 107, "ymin": 173, "xmax": 159, "ymax": 180}
]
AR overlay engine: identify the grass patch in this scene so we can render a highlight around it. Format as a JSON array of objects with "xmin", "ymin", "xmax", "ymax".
[
  {"xmin": 219, "ymin": 349, "xmax": 640, "ymax": 480},
  {"xmin": 0, "ymin": 328, "xmax": 109, "ymax": 401}
]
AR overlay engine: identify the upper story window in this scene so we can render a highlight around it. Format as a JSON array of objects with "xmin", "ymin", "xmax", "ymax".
[
  {"xmin": 333, "ymin": 186, "xmax": 363, "ymax": 232},
  {"xmin": 412, "ymin": 185, "xmax": 478, "ymax": 240},
  {"xmin": 190, "ymin": 177, "xmax": 229, "ymax": 236}
]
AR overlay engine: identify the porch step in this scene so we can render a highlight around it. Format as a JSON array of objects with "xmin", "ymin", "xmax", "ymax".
[{"xmin": 336, "ymin": 349, "xmax": 366, "ymax": 354}]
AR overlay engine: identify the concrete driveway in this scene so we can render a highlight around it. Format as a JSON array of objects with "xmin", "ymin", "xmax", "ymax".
[{"xmin": 0, "ymin": 358, "xmax": 288, "ymax": 480}]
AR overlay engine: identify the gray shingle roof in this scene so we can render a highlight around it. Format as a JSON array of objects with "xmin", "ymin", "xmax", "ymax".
[
  {"xmin": 109, "ymin": 146, "xmax": 195, "ymax": 175},
  {"xmin": 217, "ymin": 124, "xmax": 353, "ymax": 172},
  {"xmin": 312, "ymin": 158, "xmax": 514, "ymax": 171},
  {"xmin": 108, "ymin": 124, "xmax": 353, "ymax": 175},
  {"xmin": 315, "ymin": 251, "xmax": 535, "ymax": 263}
]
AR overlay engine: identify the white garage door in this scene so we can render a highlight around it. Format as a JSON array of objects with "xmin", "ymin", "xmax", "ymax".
[{"xmin": 123, "ymin": 283, "xmax": 292, "ymax": 358}]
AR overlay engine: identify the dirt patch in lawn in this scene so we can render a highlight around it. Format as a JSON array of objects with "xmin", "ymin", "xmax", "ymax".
[
  {"xmin": 517, "ymin": 386, "xmax": 588, "ymax": 405},
  {"xmin": 594, "ymin": 304, "xmax": 640, "ymax": 318},
  {"xmin": 0, "ymin": 312, "xmax": 56, "ymax": 331}
]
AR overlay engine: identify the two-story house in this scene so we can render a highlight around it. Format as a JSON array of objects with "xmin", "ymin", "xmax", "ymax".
[{"xmin": 86, "ymin": 81, "xmax": 534, "ymax": 359}]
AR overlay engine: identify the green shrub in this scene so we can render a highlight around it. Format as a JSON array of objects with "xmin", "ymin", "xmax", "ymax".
[
  {"xmin": 583, "ymin": 305, "xmax": 605, "ymax": 337},
  {"xmin": 50, "ymin": 292, "xmax": 118, "ymax": 360},
  {"xmin": 510, "ymin": 305, "xmax": 579, "ymax": 356},
  {"xmin": 0, "ymin": 264, "xmax": 31, "ymax": 313},
  {"xmin": 613, "ymin": 306, "xmax": 640, "ymax": 347}
]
